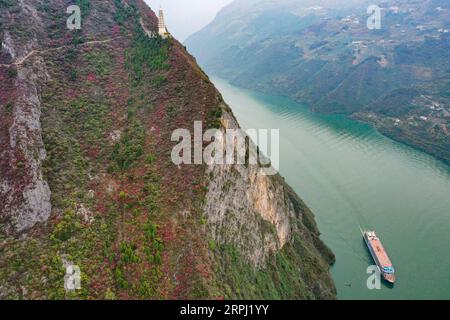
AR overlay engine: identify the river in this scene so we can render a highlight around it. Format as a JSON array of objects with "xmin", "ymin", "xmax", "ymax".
[{"xmin": 211, "ymin": 77, "xmax": 450, "ymax": 300}]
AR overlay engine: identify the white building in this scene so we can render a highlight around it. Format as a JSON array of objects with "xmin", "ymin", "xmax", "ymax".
[{"xmin": 158, "ymin": 8, "xmax": 169, "ymax": 38}]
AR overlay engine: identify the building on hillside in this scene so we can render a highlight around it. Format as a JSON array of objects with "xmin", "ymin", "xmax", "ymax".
[{"xmin": 158, "ymin": 7, "xmax": 169, "ymax": 39}]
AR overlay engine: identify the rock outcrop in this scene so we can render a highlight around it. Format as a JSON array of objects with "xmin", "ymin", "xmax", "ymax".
[{"xmin": 0, "ymin": 1, "xmax": 51, "ymax": 234}]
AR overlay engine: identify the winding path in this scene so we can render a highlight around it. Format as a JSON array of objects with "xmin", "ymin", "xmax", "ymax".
[{"xmin": 0, "ymin": 38, "xmax": 115, "ymax": 68}]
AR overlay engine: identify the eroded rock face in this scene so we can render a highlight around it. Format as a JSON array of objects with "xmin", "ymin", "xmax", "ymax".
[
  {"xmin": 203, "ymin": 107, "xmax": 336, "ymax": 299},
  {"xmin": 0, "ymin": 27, "xmax": 51, "ymax": 234},
  {"xmin": 204, "ymin": 109, "xmax": 296, "ymax": 267},
  {"xmin": 1, "ymin": 32, "xmax": 16, "ymax": 60},
  {"xmin": 1, "ymin": 62, "xmax": 51, "ymax": 233}
]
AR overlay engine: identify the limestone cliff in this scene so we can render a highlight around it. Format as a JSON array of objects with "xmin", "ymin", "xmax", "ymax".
[{"xmin": 205, "ymin": 108, "xmax": 335, "ymax": 299}]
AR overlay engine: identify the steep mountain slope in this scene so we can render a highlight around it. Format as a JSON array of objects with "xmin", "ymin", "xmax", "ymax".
[
  {"xmin": 186, "ymin": 0, "xmax": 450, "ymax": 165},
  {"xmin": 0, "ymin": 0, "xmax": 335, "ymax": 299}
]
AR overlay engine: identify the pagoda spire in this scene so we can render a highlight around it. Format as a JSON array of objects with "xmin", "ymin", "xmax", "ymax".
[{"xmin": 158, "ymin": 6, "xmax": 169, "ymax": 38}]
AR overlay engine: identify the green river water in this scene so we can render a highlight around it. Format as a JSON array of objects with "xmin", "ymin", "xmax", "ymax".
[{"xmin": 211, "ymin": 77, "xmax": 450, "ymax": 300}]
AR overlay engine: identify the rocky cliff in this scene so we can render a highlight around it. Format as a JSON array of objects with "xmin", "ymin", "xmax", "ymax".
[{"xmin": 0, "ymin": 0, "xmax": 335, "ymax": 299}]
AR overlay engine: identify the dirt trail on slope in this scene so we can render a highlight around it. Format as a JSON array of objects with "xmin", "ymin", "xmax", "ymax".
[{"xmin": 0, "ymin": 38, "xmax": 116, "ymax": 68}]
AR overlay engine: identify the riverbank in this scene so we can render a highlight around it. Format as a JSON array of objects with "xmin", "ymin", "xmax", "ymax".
[
  {"xmin": 228, "ymin": 80, "xmax": 450, "ymax": 168},
  {"xmin": 351, "ymin": 112, "xmax": 450, "ymax": 167}
]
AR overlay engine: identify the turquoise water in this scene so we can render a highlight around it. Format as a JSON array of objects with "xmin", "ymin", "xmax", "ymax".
[{"xmin": 212, "ymin": 77, "xmax": 450, "ymax": 300}]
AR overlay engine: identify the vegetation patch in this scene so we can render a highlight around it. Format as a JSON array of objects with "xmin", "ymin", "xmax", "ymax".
[
  {"xmin": 126, "ymin": 27, "xmax": 170, "ymax": 86},
  {"xmin": 0, "ymin": 0, "xmax": 17, "ymax": 8},
  {"xmin": 109, "ymin": 120, "xmax": 146, "ymax": 172},
  {"xmin": 85, "ymin": 50, "xmax": 112, "ymax": 77},
  {"xmin": 113, "ymin": 0, "xmax": 136, "ymax": 27},
  {"xmin": 211, "ymin": 231, "xmax": 334, "ymax": 300},
  {"xmin": 75, "ymin": 0, "xmax": 91, "ymax": 17},
  {"xmin": 51, "ymin": 210, "xmax": 82, "ymax": 242}
]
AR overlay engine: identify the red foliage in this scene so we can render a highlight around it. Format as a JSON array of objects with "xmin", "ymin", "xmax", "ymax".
[
  {"xmin": 66, "ymin": 89, "xmax": 78, "ymax": 100},
  {"xmin": 160, "ymin": 223, "xmax": 175, "ymax": 243},
  {"xmin": 86, "ymin": 146, "xmax": 100, "ymax": 159},
  {"xmin": 87, "ymin": 73, "xmax": 96, "ymax": 82},
  {"xmin": 112, "ymin": 25, "xmax": 121, "ymax": 35}
]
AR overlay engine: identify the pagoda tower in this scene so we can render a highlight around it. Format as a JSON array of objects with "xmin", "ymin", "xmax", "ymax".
[{"xmin": 158, "ymin": 7, "xmax": 169, "ymax": 38}]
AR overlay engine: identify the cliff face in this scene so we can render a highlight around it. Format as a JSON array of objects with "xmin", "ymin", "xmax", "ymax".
[
  {"xmin": 0, "ymin": 0, "xmax": 51, "ymax": 233},
  {"xmin": 0, "ymin": 0, "xmax": 335, "ymax": 299},
  {"xmin": 205, "ymin": 109, "xmax": 335, "ymax": 299}
]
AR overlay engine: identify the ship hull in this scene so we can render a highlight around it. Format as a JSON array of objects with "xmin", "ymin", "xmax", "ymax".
[{"xmin": 363, "ymin": 231, "xmax": 396, "ymax": 284}]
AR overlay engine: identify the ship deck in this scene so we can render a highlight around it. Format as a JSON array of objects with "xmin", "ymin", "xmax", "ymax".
[{"xmin": 367, "ymin": 237, "xmax": 393, "ymax": 267}]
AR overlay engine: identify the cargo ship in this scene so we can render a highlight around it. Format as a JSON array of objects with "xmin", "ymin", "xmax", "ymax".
[{"xmin": 363, "ymin": 230, "xmax": 396, "ymax": 284}]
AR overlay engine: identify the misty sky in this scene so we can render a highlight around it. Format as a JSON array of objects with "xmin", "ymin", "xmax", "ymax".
[{"xmin": 144, "ymin": 0, "xmax": 234, "ymax": 41}]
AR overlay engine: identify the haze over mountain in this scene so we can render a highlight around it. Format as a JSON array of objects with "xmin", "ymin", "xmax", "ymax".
[
  {"xmin": 186, "ymin": 0, "xmax": 450, "ymax": 165},
  {"xmin": 144, "ymin": 0, "xmax": 233, "ymax": 41}
]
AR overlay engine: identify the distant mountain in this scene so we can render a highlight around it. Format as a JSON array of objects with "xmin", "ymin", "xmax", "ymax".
[{"xmin": 186, "ymin": 0, "xmax": 450, "ymax": 165}]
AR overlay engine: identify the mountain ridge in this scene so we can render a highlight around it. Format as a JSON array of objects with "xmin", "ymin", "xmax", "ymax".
[{"xmin": 186, "ymin": 0, "xmax": 450, "ymax": 165}]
